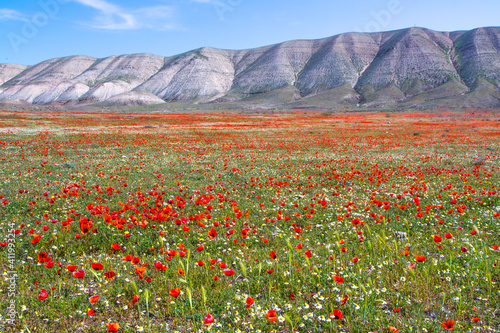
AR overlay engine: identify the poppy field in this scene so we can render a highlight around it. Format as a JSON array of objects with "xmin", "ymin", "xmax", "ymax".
[{"xmin": 0, "ymin": 110, "xmax": 499, "ymax": 333}]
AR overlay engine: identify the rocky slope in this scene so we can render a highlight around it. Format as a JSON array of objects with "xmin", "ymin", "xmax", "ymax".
[{"xmin": 1, "ymin": 27, "xmax": 500, "ymax": 109}]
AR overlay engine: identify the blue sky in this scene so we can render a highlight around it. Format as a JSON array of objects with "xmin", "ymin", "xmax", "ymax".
[{"xmin": 1, "ymin": 0, "xmax": 499, "ymax": 65}]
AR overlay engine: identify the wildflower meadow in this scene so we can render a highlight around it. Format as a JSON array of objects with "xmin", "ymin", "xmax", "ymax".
[{"xmin": 0, "ymin": 110, "xmax": 499, "ymax": 332}]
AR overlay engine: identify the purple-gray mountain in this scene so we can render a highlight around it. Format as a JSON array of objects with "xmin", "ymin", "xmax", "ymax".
[{"xmin": 1, "ymin": 27, "xmax": 500, "ymax": 109}]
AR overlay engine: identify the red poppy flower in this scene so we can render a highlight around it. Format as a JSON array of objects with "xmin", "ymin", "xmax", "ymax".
[
  {"xmin": 442, "ymin": 319, "xmax": 455, "ymax": 330},
  {"xmin": 196, "ymin": 244, "xmax": 204, "ymax": 251},
  {"xmin": 89, "ymin": 295, "xmax": 99, "ymax": 303},
  {"xmin": 203, "ymin": 313, "xmax": 214, "ymax": 325},
  {"xmin": 444, "ymin": 233, "xmax": 453, "ymax": 239},
  {"xmin": 472, "ymin": 317, "xmax": 480, "ymax": 322},
  {"xmin": 104, "ymin": 270, "xmax": 116, "ymax": 279},
  {"xmin": 223, "ymin": 269, "xmax": 235, "ymax": 276},
  {"xmin": 394, "ymin": 307, "xmax": 401, "ymax": 312},
  {"xmin": 330, "ymin": 309, "xmax": 342, "ymax": 320},
  {"xmin": 333, "ymin": 275, "xmax": 344, "ymax": 283},
  {"xmin": 219, "ymin": 262, "xmax": 227, "ymax": 269},
  {"xmin": 177, "ymin": 268, "xmax": 185, "ymax": 275},
  {"xmin": 38, "ymin": 288, "xmax": 48, "ymax": 301},
  {"xmin": 208, "ymin": 229, "xmax": 217, "ymax": 239},
  {"xmin": 87, "ymin": 309, "xmax": 95, "ymax": 316},
  {"xmin": 123, "ymin": 254, "xmax": 133, "ymax": 261},
  {"xmin": 91, "ymin": 262, "xmax": 104, "ymax": 270},
  {"xmin": 388, "ymin": 326, "xmax": 400, "ymax": 333},
  {"xmin": 265, "ymin": 310, "xmax": 277, "ymax": 322},
  {"xmin": 154, "ymin": 261, "xmax": 167, "ymax": 271},
  {"xmin": 170, "ymin": 287, "xmax": 181, "ymax": 297},
  {"xmin": 246, "ymin": 296, "xmax": 254, "ymax": 308},
  {"xmin": 304, "ymin": 250, "xmax": 312, "ymax": 258},
  {"xmin": 129, "ymin": 294, "xmax": 139, "ymax": 306},
  {"xmin": 107, "ymin": 323, "xmax": 120, "ymax": 332},
  {"xmin": 38, "ymin": 252, "xmax": 50, "ymax": 263},
  {"xmin": 415, "ymin": 255, "xmax": 426, "ymax": 262},
  {"xmin": 433, "ymin": 235, "xmax": 442, "ymax": 243},
  {"xmin": 67, "ymin": 264, "xmax": 77, "ymax": 272},
  {"xmin": 31, "ymin": 234, "xmax": 41, "ymax": 244},
  {"xmin": 266, "ymin": 269, "xmax": 273, "ymax": 274},
  {"xmin": 269, "ymin": 251, "xmax": 277, "ymax": 260},
  {"xmin": 111, "ymin": 243, "xmax": 120, "ymax": 250},
  {"xmin": 135, "ymin": 265, "xmax": 146, "ymax": 274},
  {"xmin": 73, "ymin": 270, "xmax": 85, "ymax": 279},
  {"xmin": 79, "ymin": 217, "xmax": 93, "ymax": 235}
]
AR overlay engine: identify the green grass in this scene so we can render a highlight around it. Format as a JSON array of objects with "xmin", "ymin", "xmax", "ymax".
[{"xmin": 0, "ymin": 110, "xmax": 499, "ymax": 332}]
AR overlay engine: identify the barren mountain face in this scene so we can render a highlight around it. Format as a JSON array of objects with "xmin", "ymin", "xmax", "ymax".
[{"xmin": 1, "ymin": 27, "xmax": 500, "ymax": 109}]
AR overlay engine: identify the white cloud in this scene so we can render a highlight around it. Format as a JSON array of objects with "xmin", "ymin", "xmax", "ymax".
[
  {"xmin": 73, "ymin": 0, "xmax": 119, "ymax": 13},
  {"xmin": 72, "ymin": 0, "xmax": 175, "ymax": 30},
  {"xmin": 0, "ymin": 8, "xmax": 29, "ymax": 22},
  {"xmin": 135, "ymin": 6, "xmax": 176, "ymax": 31}
]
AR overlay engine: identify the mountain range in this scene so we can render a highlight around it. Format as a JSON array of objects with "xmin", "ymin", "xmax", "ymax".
[{"xmin": 1, "ymin": 26, "xmax": 500, "ymax": 110}]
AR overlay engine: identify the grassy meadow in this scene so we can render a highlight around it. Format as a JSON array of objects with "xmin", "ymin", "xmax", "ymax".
[{"xmin": 0, "ymin": 110, "xmax": 499, "ymax": 332}]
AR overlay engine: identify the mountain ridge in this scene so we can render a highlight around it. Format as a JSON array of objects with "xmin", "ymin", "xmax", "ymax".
[{"xmin": 1, "ymin": 26, "xmax": 500, "ymax": 110}]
